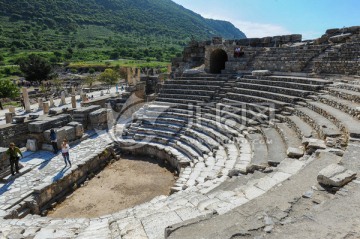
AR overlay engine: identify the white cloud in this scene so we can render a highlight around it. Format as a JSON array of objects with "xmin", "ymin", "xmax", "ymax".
[{"xmin": 233, "ymin": 20, "xmax": 292, "ymax": 38}]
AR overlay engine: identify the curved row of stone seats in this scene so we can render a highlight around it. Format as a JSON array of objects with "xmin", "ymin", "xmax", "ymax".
[
  {"xmin": 279, "ymin": 113, "xmax": 319, "ymax": 139},
  {"xmin": 235, "ymin": 81, "xmax": 314, "ymax": 98},
  {"xmin": 160, "ymin": 89, "xmax": 216, "ymax": 97},
  {"xmin": 226, "ymin": 91, "xmax": 290, "ymax": 110},
  {"xmin": 162, "ymin": 84, "xmax": 221, "ymax": 92},
  {"xmin": 158, "ymin": 93, "xmax": 211, "ymax": 102},
  {"xmin": 248, "ymin": 75, "xmax": 331, "ymax": 86},
  {"xmin": 238, "ymin": 77, "xmax": 323, "ymax": 91},
  {"xmin": 294, "ymin": 105, "xmax": 342, "ymax": 140},
  {"xmin": 306, "ymin": 100, "xmax": 360, "ymax": 140},
  {"xmin": 221, "ymin": 98, "xmax": 275, "ymax": 124},
  {"xmin": 326, "ymin": 87, "xmax": 360, "ymax": 103},
  {"xmin": 274, "ymin": 122, "xmax": 303, "ymax": 156},
  {"xmin": 230, "ymin": 86, "xmax": 302, "ymax": 103},
  {"xmin": 317, "ymin": 94, "xmax": 360, "ymax": 119},
  {"xmin": 260, "ymin": 126, "xmax": 287, "ymax": 166}
]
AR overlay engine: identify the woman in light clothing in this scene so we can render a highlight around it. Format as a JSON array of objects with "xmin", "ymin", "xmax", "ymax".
[{"xmin": 61, "ymin": 139, "xmax": 71, "ymax": 167}]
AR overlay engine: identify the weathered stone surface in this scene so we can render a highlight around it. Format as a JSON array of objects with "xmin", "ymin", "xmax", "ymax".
[
  {"xmin": 329, "ymin": 33, "xmax": 352, "ymax": 43},
  {"xmin": 28, "ymin": 115, "xmax": 72, "ymax": 133},
  {"xmin": 252, "ymin": 70, "xmax": 272, "ymax": 76},
  {"xmin": 26, "ymin": 139, "xmax": 38, "ymax": 152},
  {"xmin": 286, "ymin": 147, "xmax": 304, "ymax": 158},
  {"xmin": 317, "ymin": 164, "xmax": 357, "ymax": 187}
]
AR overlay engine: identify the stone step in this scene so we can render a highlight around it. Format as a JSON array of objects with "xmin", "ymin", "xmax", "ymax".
[
  {"xmin": 230, "ymin": 87, "xmax": 302, "ymax": 103},
  {"xmin": 221, "ymin": 98, "xmax": 276, "ymax": 116},
  {"xmin": 327, "ymin": 87, "xmax": 360, "ymax": 103},
  {"xmin": 191, "ymin": 123, "xmax": 230, "ymax": 145},
  {"xmin": 239, "ymin": 77, "xmax": 322, "ymax": 91},
  {"xmin": 156, "ymin": 97, "xmax": 203, "ymax": 105},
  {"xmin": 235, "ymin": 82, "xmax": 313, "ymax": 97},
  {"xmin": 246, "ymin": 133, "xmax": 269, "ymax": 172},
  {"xmin": 226, "ymin": 92, "xmax": 290, "ymax": 109},
  {"xmin": 161, "ymin": 89, "xmax": 216, "ymax": 96},
  {"xmin": 249, "ymin": 75, "xmax": 331, "ymax": 85},
  {"xmin": 307, "ymin": 101, "xmax": 360, "ymax": 139},
  {"xmin": 169, "ymin": 140, "xmax": 201, "ymax": 161},
  {"xmin": 164, "ymin": 80, "xmax": 226, "ymax": 86},
  {"xmin": 318, "ymin": 94, "xmax": 360, "ymax": 119},
  {"xmin": 160, "ymin": 93, "xmax": 210, "ymax": 101},
  {"xmin": 295, "ymin": 106, "xmax": 342, "ymax": 139},
  {"xmin": 163, "ymin": 84, "xmax": 221, "ymax": 91},
  {"xmin": 275, "ymin": 123, "xmax": 302, "ymax": 150},
  {"xmin": 261, "ymin": 127, "xmax": 287, "ymax": 166},
  {"xmin": 203, "ymin": 106, "xmax": 261, "ymax": 126},
  {"xmin": 182, "ymin": 128, "xmax": 220, "ymax": 151},
  {"xmin": 177, "ymin": 134, "xmax": 211, "ymax": 155},
  {"xmin": 285, "ymin": 114, "xmax": 319, "ymax": 139}
]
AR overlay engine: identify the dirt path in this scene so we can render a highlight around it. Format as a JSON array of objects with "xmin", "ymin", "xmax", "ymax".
[{"xmin": 48, "ymin": 155, "xmax": 176, "ymax": 218}]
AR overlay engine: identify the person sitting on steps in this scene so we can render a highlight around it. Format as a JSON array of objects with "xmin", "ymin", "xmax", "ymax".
[{"xmin": 6, "ymin": 142, "xmax": 23, "ymax": 176}]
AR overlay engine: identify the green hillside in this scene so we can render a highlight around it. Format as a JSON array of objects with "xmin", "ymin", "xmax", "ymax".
[{"xmin": 0, "ymin": 0, "xmax": 246, "ymax": 64}]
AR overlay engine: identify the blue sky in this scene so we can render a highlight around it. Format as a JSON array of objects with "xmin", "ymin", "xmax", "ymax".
[{"xmin": 172, "ymin": 0, "xmax": 360, "ymax": 39}]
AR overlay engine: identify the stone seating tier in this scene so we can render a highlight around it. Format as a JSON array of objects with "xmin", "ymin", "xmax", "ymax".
[
  {"xmin": 280, "ymin": 114, "xmax": 319, "ymax": 139},
  {"xmin": 235, "ymin": 82, "xmax": 313, "ymax": 97},
  {"xmin": 165, "ymin": 80, "xmax": 226, "ymax": 86},
  {"xmin": 318, "ymin": 94, "xmax": 360, "ymax": 119},
  {"xmin": 306, "ymin": 100, "xmax": 360, "ymax": 139},
  {"xmin": 155, "ymin": 97, "xmax": 203, "ymax": 105},
  {"xmin": 162, "ymin": 84, "xmax": 221, "ymax": 91},
  {"xmin": 274, "ymin": 123, "xmax": 303, "ymax": 151},
  {"xmin": 160, "ymin": 89, "xmax": 216, "ymax": 96},
  {"xmin": 245, "ymin": 132, "xmax": 269, "ymax": 172},
  {"xmin": 230, "ymin": 87, "xmax": 301, "ymax": 104},
  {"xmin": 248, "ymin": 75, "xmax": 331, "ymax": 86},
  {"xmin": 327, "ymin": 87, "xmax": 360, "ymax": 103},
  {"xmin": 239, "ymin": 77, "xmax": 322, "ymax": 91},
  {"xmin": 294, "ymin": 106, "xmax": 342, "ymax": 139},
  {"xmin": 260, "ymin": 127, "xmax": 287, "ymax": 166},
  {"xmin": 226, "ymin": 92, "xmax": 289, "ymax": 110}
]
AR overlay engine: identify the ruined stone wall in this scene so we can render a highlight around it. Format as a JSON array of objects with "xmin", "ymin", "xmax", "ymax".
[{"xmin": 0, "ymin": 121, "xmax": 32, "ymax": 148}]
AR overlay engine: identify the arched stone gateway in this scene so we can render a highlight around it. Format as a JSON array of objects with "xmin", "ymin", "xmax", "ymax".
[{"xmin": 209, "ymin": 49, "xmax": 228, "ymax": 74}]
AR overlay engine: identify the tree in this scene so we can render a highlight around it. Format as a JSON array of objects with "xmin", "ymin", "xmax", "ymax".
[
  {"xmin": 98, "ymin": 69, "xmax": 118, "ymax": 93},
  {"xmin": 19, "ymin": 54, "xmax": 52, "ymax": 83},
  {"xmin": 84, "ymin": 75, "xmax": 97, "ymax": 89},
  {"xmin": 0, "ymin": 79, "xmax": 20, "ymax": 110}
]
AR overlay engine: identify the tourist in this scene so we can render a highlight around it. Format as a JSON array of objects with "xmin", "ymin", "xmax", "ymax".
[
  {"xmin": 20, "ymin": 97, "xmax": 25, "ymax": 110},
  {"xmin": 0, "ymin": 101, "xmax": 3, "ymax": 110},
  {"xmin": 61, "ymin": 139, "xmax": 71, "ymax": 167},
  {"xmin": 6, "ymin": 142, "xmax": 23, "ymax": 176},
  {"xmin": 50, "ymin": 129, "xmax": 58, "ymax": 154}
]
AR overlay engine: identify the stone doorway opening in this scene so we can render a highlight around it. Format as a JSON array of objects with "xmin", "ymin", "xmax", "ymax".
[{"xmin": 210, "ymin": 49, "xmax": 228, "ymax": 74}]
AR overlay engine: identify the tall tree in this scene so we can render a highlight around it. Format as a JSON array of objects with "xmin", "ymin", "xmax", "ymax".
[
  {"xmin": 0, "ymin": 79, "xmax": 20, "ymax": 110},
  {"xmin": 19, "ymin": 54, "xmax": 52, "ymax": 83},
  {"xmin": 98, "ymin": 69, "xmax": 119, "ymax": 93}
]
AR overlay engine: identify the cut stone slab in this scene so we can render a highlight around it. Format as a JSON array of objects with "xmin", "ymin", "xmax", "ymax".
[
  {"xmin": 252, "ymin": 70, "xmax": 272, "ymax": 76},
  {"xmin": 286, "ymin": 147, "xmax": 304, "ymax": 158},
  {"xmin": 317, "ymin": 164, "xmax": 357, "ymax": 187}
]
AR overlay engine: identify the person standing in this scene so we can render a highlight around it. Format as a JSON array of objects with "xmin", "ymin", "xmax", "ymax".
[
  {"xmin": 61, "ymin": 139, "xmax": 71, "ymax": 167},
  {"xmin": 6, "ymin": 142, "xmax": 23, "ymax": 175},
  {"xmin": 50, "ymin": 129, "xmax": 58, "ymax": 154}
]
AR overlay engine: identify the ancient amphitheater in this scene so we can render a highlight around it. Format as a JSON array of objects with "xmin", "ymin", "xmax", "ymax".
[{"xmin": 1, "ymin": 26, "xmax": 360, "ymax": 238}]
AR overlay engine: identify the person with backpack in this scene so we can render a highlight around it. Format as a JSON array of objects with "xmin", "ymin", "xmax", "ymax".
[{"xmin": 6, "ymin": 142, "xmax": 23, "ymax": 175}]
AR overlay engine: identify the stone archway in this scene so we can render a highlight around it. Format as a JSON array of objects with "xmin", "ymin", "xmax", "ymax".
[{"xmin": 210, "ymin": 49, "xmax": 228, "ymax": 74}]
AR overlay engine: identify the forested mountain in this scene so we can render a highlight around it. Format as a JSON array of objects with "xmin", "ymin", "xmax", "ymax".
[{"xmin": 0, "ymin": 0, "xmax": 246, "ymax": 63}]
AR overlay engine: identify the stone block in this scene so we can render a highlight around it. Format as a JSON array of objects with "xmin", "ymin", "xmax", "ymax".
[
  {"xmin": 286, "ymin": 147, "xmax": 304, "ymax": 158},
  {"xmin": 26, "ymin": 139, "xmax": 38, "ymax": 152},
  {"xmin": 41, "ymin": 144, "xmax": 54, "ymax": 152},
  {"xmin": 317, "ymin": 164, "xmax": 357, "ymax": 187},
  {"xmin": 329, "ymin": 33, "xmax": 352, "ymax": 43},
  {"xmin": 252, "ymin": 70, "xmax": 272, "ymax": 76},
  {"xmin": 67, "ymin": 122, "xmax": 84, "ymax": 138},
  {"xmin": 28, "ymin": 115, "xmax": 71, "ymax": 133}
]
